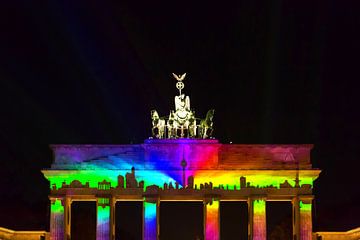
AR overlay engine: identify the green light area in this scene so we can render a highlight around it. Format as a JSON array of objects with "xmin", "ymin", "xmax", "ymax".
[
  {"xmin": 98, "ymin": 198, "xmax": 109, "ymax": 206},
  {"xmin": 207, "ymin": 200, "xmax": 219, "ymax": 210},
  {"xmin": 253, "ymin": 200, "xmax": 266, "ymax": 214},
  {"xmin": 144, "ymin": 202, "xmax": 157, "ymax": 220},
  {"xmin": 97, "ymin": 205, "xmax": 110, "ymax": 221},
  {"xmin": 300, "ymin": 201, "xmax": 312, "ymax": 212},
  {"xmin": 51, "ymin": 199, "xmax": 64, "ymax": 213},
  {"xmin": 45, "ymin": 170, "xmax": 124, "ymax": 189},
  {"xmin": 44, "ymin": 170, "xmax": 178, "ymax": 190}
]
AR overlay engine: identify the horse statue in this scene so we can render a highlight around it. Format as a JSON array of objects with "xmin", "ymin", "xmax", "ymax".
[
  {"xmin": 199, "ymin": 109, "xmax": 215, "ymax": 139},
  {"xmin": 167, "ymin": 110, "xmax": 177, "ymax": 138},
  {"xmin": 151, "ymin": 110, "xmax": 165, "ymax": 138},
  {"xmin": 186, "ymin": 110, "xmax": 197, "ymax": 138}
]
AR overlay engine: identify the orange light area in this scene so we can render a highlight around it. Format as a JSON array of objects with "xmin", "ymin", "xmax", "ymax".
[{"xmin": 205, "ymin": 201, "xmax": 219, "ymax": 240}]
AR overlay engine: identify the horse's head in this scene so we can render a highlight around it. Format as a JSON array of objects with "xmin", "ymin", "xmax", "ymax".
[
  {"xmin": 207, "ymin": 109, "xmax": 215, "ymax": 120},
  {"xmin": 151, "ymin": 110, "xmax": 159, "ymax": 120},
  {"xmin": 169, "ymin": 110, "xmax": 175, "ymax": 119}
]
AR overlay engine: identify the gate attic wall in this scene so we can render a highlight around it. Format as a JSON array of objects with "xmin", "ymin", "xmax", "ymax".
[{"xmin": 49, "ymin": 140, "xmax": 313, "ymax": 170}]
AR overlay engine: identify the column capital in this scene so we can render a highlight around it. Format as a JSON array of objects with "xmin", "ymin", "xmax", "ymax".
[
  {"xmin": 97, "ymin": 197, "xmax": 111, "ymax": 208},
  {"xmin": 49, "ymin": 196, "xmax": 63, "ymax": 204},
  {"xmin": 298, "ymin": 195, "xmax": 314, "ymax": 204},
  {"xmin": 292, "ymin": 195, "xmax": 313, "ymax": 203},
  {"xmin": 248, "ymin": 195, "xmax": 267, "ymax": 201}
]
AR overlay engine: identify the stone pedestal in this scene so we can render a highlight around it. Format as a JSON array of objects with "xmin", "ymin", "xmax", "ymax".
[
  {"xmin": 204, "ymin": 200, "xmax": 220, "ymax": 240},
  {"xmin": 50, "ymin": 198, "xmax": 64, "ymax": 240}
]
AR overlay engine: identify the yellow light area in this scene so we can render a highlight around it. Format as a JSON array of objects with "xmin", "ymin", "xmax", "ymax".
[
  {"xmin": 253, "ymin": 200, "xmax": 266, "ymax": 214},
  {"xmin": 300, "ymin": 201, "xmax": 312, "ymax": 212}
]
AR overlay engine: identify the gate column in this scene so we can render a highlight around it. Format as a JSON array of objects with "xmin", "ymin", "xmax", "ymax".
[
  {"xmin": 97, "ymin": 198, "xmax": 111, "ymax": 240},
  {"xmin": 64, "ymin": 196, "xmax": 71, "ymax": 240},
  {"xmin": 293, "ymin": 196, "xmax": 313, "ymax": 240},
  {"xmin": 204, "ymin": 200, "xmax": 220, "ymax": 240},
  {"xmin": 248, "ymin": 198, "xmax": 266, "ymax": 240},
  {"xmin": 110, "ymin": 197, "xmax": 116, "ymax": 240},
  {"xmin": 144, "ymin": 199, "xmax": 159, "ymax": 240},
  {"xmin": 50, "ymin": 198, "xmax": 64, "ymax": 240}
]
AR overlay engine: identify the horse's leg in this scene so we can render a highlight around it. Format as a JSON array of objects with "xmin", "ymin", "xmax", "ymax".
[
  {"xmin": 191, "ymin": 124, "xmax": 195, "ymax": 138},
  {"xmin": 209, "ymin": 128, "xmax": 213, "ymax": 137},
  {"xmin": 203, "ymin": 127, "xmax": 208, "ymax": 139}
]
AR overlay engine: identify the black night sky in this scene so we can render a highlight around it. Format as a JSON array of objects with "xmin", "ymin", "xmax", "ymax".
[{"xmin": 0, "ymin": 0, "xmax": 359, "ymax": 237}]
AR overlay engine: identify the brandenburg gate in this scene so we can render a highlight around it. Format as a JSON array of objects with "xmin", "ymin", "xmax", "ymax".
[{"xmin": 42, "ymin": 73, "xmax": 320, "ymax": 240}]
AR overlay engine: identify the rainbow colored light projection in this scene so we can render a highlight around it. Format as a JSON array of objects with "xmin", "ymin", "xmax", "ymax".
[
  {"xmin": 97, "ymin": 204, "xmax": 110, "ymax": 240},
  {"xmin": 45, "ymin": 170, "xmax": 315, "ymax": 192},
  {"xmin": 144, "ymin": 202, "xmax": 157, "ymax": 240},
  {"xmin": 253, "ymin": 200, "xmax": 266, "ymax": 240},
  {"xmin": 44, "ymin": 141, "xmax": 318, "ymax": 192},
  {"xmin": 50, "ymin": 199, "xmax": 64, "ymax": 240},
  {"xmin": 44, "ymin": 141, "xmax": 319, "ymax": 240},
  {"xmin": 300, "ymin": 201, "xmax": 312, "ymax": 240},
  {"xmin": 205, "ymin": 201, "xmax": 219, "ymax": 240}
]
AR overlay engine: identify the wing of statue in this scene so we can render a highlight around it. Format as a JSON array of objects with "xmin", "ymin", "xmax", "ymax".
[
  {"xmin": 172, "ymin": 73, "xmax": 180, "ymax": 81},
  {"xmin": 179, "ymin": 73, "xmax": 186, "ymax": 81},
  {"xmin": 172, "ymin": 73, "xmax": 187, "ymax": 81}
]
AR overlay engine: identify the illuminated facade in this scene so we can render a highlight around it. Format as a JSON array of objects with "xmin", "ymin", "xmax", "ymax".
[{"xmin": 42, "ymin": 74, "xmax": 320, "ymax": 240}]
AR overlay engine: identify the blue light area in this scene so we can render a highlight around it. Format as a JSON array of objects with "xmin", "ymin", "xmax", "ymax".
[
  {"xmin": 144, "ymin": 202, "xmax": 157, "ymax": 240},
  {"xmin": 144, "ymin": 202, "xmax": 157, "ymax": 220},
  {"xmin": 47, "ymin": 152, "xmax": 184, "ymax": 188}
]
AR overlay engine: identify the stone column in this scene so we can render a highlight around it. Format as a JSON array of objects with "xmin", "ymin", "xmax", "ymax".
[
  {"xmin": 97, "ymin": 198, "xmax": 111, "ymax": 240},
  {"xmin": 292, "ymin": 197, "xmax": 300, "ymax": 240},
  {"xmin": 204, "ymin": 200, "xmax": 220, "ymax": 240},
  {"xmin": 248, "ymin": 198, "xmax": 266, "ymax": 240},
  {"xmin": 110, "ymin": 197, "xmax": 116, "ymax": 240},
  {"xmin": 293, "ymin": 196, "xmax": 313, "ymax": 240},
  {"xmin": 144, "ymin": 199, "xmax": 159, "ymax": 240},
  {"xmin": 50, "ymin": 198, "xmax": 64, "ymax": 240},
  {"xmin": 64, "ymin": 197, "xmax": 71, "ymax": 240},
  {"xmin": 299, "ymin": 198, "xmax": 312, "ymax": 240}
]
